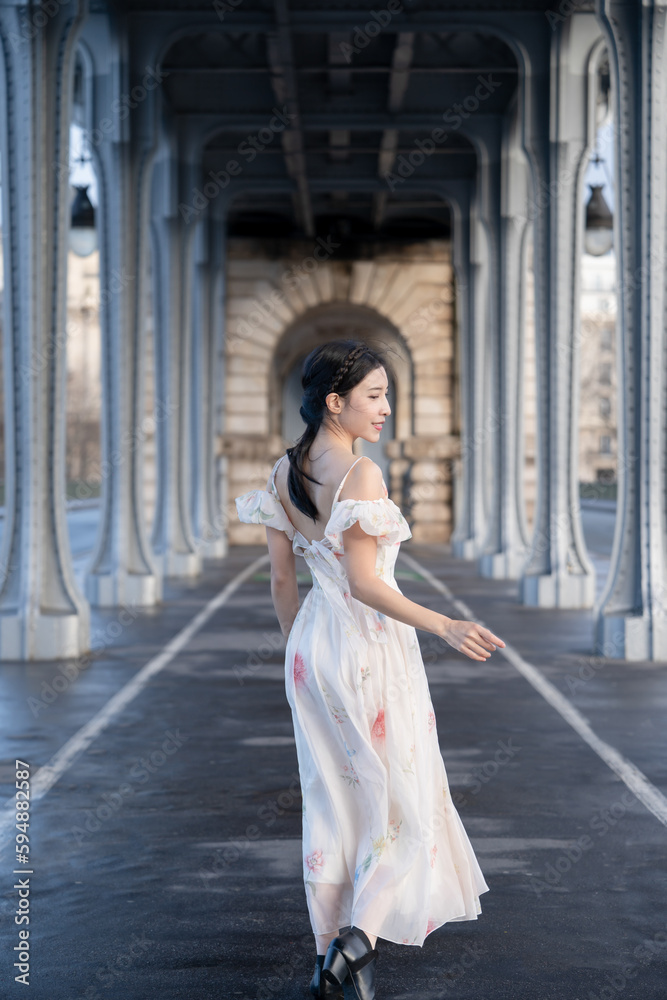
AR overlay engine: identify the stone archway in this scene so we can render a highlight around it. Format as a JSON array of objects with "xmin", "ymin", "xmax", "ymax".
[{"xmin": 223, "ymin": 237, "xmax": 460, "ymax": 544}]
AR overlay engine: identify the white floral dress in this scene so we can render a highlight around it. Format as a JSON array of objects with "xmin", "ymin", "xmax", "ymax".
[{"xmin": 234, "ymin": 455, "xmax": 489, "ymax": 946}]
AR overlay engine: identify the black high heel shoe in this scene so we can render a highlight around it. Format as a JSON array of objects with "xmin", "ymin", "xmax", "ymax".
[
  {"xmin": 322, "ymin": 926, "xmax": 378, "ymax": 1000},
  {"xmin": 310, "ymin": 954, "xmax": 344, "ymax": 999}
]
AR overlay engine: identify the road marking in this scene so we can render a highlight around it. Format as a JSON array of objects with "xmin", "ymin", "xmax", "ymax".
[
  {"xmin": 399, "ymin": 551, "xmax": 667, "ymax": 828},
  {"xmin": 0, "ymin": 555, "xmax": 270, "ymax": 852}
]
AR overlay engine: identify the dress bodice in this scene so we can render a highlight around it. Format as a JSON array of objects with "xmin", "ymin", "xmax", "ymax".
[{"xmin": 234, "ymin": 454, "xmax": 412, "ymax": 655}]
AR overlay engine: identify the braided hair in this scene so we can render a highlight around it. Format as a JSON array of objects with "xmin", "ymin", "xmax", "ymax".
[
  {"xmin": 327, "ymin": 344, "xmax": 366, "ymax": 396},
  {"xmin": 286, "ymin": 339, "xmax": 395, "ymax": 521}
]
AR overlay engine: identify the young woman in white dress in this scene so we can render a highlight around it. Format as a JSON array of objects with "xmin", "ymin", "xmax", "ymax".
[{"xmin": 235, "ymin": 340, "xmax": 505, "ymax": 1000}]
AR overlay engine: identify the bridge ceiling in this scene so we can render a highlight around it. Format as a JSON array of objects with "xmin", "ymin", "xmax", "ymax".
[{"xmin": 134, "ymin": 1, "xmax": 552, "ymax": 241}]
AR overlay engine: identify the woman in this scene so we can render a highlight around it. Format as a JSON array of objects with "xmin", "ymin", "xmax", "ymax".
[{"xmin": 235, "ymin": 340, "xmax": 505, "ymax": 1000}]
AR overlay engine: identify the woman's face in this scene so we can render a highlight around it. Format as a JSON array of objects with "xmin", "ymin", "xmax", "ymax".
[{"xmin": 327, "ymin": 366, "xmax": 391, "ymax": 442}]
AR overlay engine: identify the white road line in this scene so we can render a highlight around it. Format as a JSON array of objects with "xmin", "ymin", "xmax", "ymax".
[
  {"xmin": 399, "ymin": 551, "xmax": 667, "ymax": 829},
  {"xmin": 0, "ymin": 554, "xmax": 269, "ymax": 852}
]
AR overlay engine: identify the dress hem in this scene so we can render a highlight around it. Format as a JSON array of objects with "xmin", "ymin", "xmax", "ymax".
[{"xmin": 313, "ymin": 888, "xmax": 489, "ymax": 949}]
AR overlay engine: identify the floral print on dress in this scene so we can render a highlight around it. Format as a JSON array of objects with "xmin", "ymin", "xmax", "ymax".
[
  {"xmin": 293, "ymin": 650, "xmax": 307, "ymax": 688},
  {"xmin": 354, "ymin": 817, "xmax": 403, "ymax": 887},
  {"xmin": 305, "ymin": 849, "xmax": 324, "ymax": 872},
  {"xmin": 371, "ymin": 708, "xmax": 385, "ymax": 742},
  {"xmin": 430, "ymin": 844, "xmax": 438, "ymax": 868},
  {"xmin": 356, "ymin": 833, "xmax": 387, "ymax": 883},
  {"xmin": 340, "ymin": 760, "xmax": 361, "ymax": 787},
  {"xmin": 321, "ymin": 681, "xmax": 349, "ymax": 724},
  {"xmin": 427, "ymin": 709, "xmax": 436, "ymax": 733},
  {"xmin": 234, "ymin": 488, "xmax": 295, "ymax": 540},
  {"xmin": 364, "ymin": 606, "xmax": 387, "ymax": 641},
  {"xmin": 387, "ymin": 818, "xmax": 402, "ymax": 842},
  {"xmin": 325, "ymin": 498, "xmax": 412, "ymax": 552},
  {"xmin": 403, "ymin": 742, "xmax": 415, "ymax": 774},
  {"xmin": 304, "ymin": 850, "xmax": 324, "ymax": 897}
]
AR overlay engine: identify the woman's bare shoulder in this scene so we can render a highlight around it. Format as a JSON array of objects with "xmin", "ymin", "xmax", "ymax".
[
  {"xmin": 338, "ymin": 455, "xmax": 384, "ymax": 501},
  {"xmin": 278, "ymin": 451, "xmax": 383, "ymax": 502}
]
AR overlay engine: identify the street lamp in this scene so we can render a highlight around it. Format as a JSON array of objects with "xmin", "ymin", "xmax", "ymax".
[
  {"xmin": 69, "ymin": 184, "xmax": 97, "ymax": 256},
  {"xmin": 584, "ymin": 183, "xmax": 613, "ymax": 257}
]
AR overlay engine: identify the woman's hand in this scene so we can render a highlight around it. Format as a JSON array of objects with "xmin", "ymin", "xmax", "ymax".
[{"xmin": 440, "ymin": 617, "xmax": 505, "ymax": 661}]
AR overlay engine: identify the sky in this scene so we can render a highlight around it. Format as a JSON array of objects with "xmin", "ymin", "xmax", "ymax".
[
  {"xmin": 582, "ymin": 118, "xmax": 615, "ymax": 213},
  {"xmin": 69, "ymin": 123, "xmax": 99, "ymax": 205}
]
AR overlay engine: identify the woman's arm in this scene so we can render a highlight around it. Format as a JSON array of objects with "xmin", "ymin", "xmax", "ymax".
[
  {"xmin": 339, "ymin": 462, "xmax": 505, "ymax": 662},
  {"xmin": 266, "ymin": 525, "xmax": 300, "ymax": 639}
]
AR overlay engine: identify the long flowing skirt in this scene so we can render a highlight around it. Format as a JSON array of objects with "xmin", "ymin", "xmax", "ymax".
[{"xmin": 284, "ymin": 586, "xmax": 489, "ymax": 947}]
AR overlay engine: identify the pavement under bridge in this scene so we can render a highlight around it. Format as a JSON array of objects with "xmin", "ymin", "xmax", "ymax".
[{"xmin": 0, "ymin": 536, "xmax": 666, "ymax": 1000}]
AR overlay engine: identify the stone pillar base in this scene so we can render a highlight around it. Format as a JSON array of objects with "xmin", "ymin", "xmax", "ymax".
[
  {"xmin": 478, "ymin": 547, "xmax": 529, "ymax": 580},
  {"xmin": 153, "ymin": 551, "xmax": 202, "ymax": 579},
  {"xmin": 85, "ymin": 571, "xmax": 162, "ymax": 609},
  {"xmin": 0, "ymin": 613, "xmax": 89, "ymax": 661},
  {"xmin": 520, "ymin": 570, "xmax": 595, "ymax": 609},
  {"xmin": 595, "ymin": 612, "xmax": 667, "ymax": 662},
  {"xmin": 199, "ymin": 537, "xmax": 228, "ymax": 559},
  {"xmin": 452, "ymin": 537, "xmax": 482, "ymax": 560}
]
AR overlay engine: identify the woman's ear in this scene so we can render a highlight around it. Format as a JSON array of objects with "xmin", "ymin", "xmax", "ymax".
[{"xmin": 325, "ymin": 391, "xmax": 342, "ymax": 414}]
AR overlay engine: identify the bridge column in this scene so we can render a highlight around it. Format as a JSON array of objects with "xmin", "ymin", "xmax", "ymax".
[
  {"xmin": 0, "ymin": 0, "xmax": 90, "ymax": 659},
  {"xmin": 466, "ymin": 115, "xmax": 522, "ymax": 576},
  {"xmin": 593, "ymin": 0, "xmax": 667, "ymax": 658},
  {"xmin": 190, "ymin": 212, "xmax": 226, "ymax": 557},
  {"xmin": 81, "ymin": 15, "xmax": 163, "ymax": 608},
  {"xmin": 149, "ymin": 145, "xmax": 202, "ymax": 578},
  {"xmin": 518, "ymin": 14, "xmax": 600, "ymax": 609},
  {"xmin": 450, "ymin": 180, "xmax": 489, "ymax": 559},
  {"xmin": 479, "ymin": 106, "xmax": 532, "ymax": 579},
  {"xmin": 208, "ymin": 209, "xmax": 230, "ymax": 555}
]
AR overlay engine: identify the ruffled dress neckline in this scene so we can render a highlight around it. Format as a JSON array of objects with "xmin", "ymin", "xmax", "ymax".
[{"xmin": 267, "ymin": 454, "xmax": 398, "ymax": 556}]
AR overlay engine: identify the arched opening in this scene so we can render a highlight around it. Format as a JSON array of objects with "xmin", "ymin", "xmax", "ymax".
[
  {"xmin": 0, "ymin": 155, "xmax": 4, "ymax": 522},
  {"xmin": 577, "ymin": 49, "xmax": 616, "ymax": 602},
  {"xmin": 143, "ymin": 230, "xmax": 158, "ymax": 538},
  {"xmin": 521, "ymin": 226, "xmax": 537, "ymax": 537},
  {"xmin": 65, "ymin": 49, "xmax": 102, "ymax": 577}
]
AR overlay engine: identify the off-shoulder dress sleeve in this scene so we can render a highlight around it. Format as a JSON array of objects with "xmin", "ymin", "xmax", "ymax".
[
  {"xmin": 325, "ymin": 497, "xmax": 411, "ymax": 550},
  {"xmin": 234, "ymin": 488, "xmax": 296, "ymax": 541}
]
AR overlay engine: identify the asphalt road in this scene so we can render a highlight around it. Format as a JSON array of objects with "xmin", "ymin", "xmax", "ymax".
[{"xmin": 0, "ymin": 512, "xmax": 665, "ymax": 1000}]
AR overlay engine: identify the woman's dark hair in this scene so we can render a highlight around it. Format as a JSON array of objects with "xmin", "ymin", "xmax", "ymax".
[{"xmin": 286, "ymin": 339, "xmax": 395, "ymax": 521}]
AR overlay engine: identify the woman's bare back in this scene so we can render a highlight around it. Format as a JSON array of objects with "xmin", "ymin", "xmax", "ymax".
[{"xmin": 273, "ymin": 449, "xmax": 379, "ymax": 545}]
